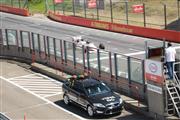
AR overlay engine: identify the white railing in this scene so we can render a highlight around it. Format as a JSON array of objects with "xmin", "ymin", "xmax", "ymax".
[{"xmin": 173, "ymin": 62, "xmax": 180, "ymax": 89}]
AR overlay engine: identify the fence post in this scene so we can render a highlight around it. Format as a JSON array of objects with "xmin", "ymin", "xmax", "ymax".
[
  {"xmin": 60, "ymin": 40, "xmax": 64, "ymax": 64},
  {"xmin": 5, "ymin": 29, "xmax": 9, "ymax": 50},
  {"xmin": 178, "ymin": 0, "xmax": 180, "ymax": 19},
  {"xmin": 127, "ymin": 56, "xmax": 131, "ymax": 84},
  {"xmin": 164, "ymin": 4, "xmax": 167, "ymax": 29},
  {"xmin": 11, "ymin": 0, "xmax": 13, "ymax": 7},
  {"xmin": 114, "ymin": 53, "xmax": 118, "ymax": 80},
  {"xmin": 53, "ymin": 38, "xmax": 57, "ymax": 61},
  {"xmin": 46, "ymin": 36, "xmax": 50, "ymax": 58},
  {"xmin": 63, "ymin": 41, "xmax": 67, "ymax": 64},
  {"xmin": 18, "ymin": 0, "xmax": 21, "ymax": 8},
  {"xmin": 73, "ymin": 43, "xmax": 76, "ymax": 69},
  {"xmin": 125, "ymin": 1, "xmax": 129, "ymax": 24},
  {"xmin": 82, "ymin": 45, "xmax": 86, "ymax": 70},
  {"xmin": 86, "ymin": 47, "xmax": 90, "ymax": 71},
  {"xmin": 62, "ymin": 2, "xmax": 65, "ymax": 15},
  {"xmin": 96, "ymin": 0, "xmax": 99, "ymax": 20},
  {"xmin": 109, "ymin": 52, "xmax": 112, "ymax": 78},
  {"xmin": 97, "ymin": 49, "xmax": 101, "ymax": 77},
  {"xmin": 54, "ymin": 2, "xmax": 56, "ymax": 13},
  {"xmin": 83, "ymin": 0, "xmax": 87, "ymax": 18},
  {"xmin": 143, "ymin": 3, "xmax": 146, "ymax": 27},
  {"xmin": 110, "ymin": 0, "xmax": 113, "ymax": 23},
  {"xmin": 72, "ymin": 0, "xmax": 75, "ymax": 16}
]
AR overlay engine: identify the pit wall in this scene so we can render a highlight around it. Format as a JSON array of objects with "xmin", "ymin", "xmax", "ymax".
[
  {"xmin": 0, "ymin": 28, "xmax": 147, "ymax": 103},
  {"xmin": 0, "ymin": 5, "xmax": 29, "ymax": 16}
]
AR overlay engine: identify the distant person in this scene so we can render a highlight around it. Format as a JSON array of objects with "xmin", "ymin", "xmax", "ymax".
[{"xmin": 165, "ymin": 42, "xmax": 176, "ymax": 80}]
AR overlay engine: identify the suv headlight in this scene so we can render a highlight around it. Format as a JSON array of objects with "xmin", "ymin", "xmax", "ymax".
[
  {"xmin": 119, "ymin": 98, "xmax": 123, "ymax": 104},
  {"xmin": 93, "ymin": 103, "xmax": 105, "ymax": 108}
]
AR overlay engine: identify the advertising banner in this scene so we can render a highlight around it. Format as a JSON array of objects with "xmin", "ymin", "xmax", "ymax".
[
  {"xmin": 54, "ymin": 0, "xmax": 64, "ymax": 4},
  {"xmin": 132, "ymin": 4, "xmax": 144, "ymax": 13},
  {"xmin": 145, "ymin": 59, "xmax": 163, "ymax": 84},
  {"xmin": 88, "ymin": 0, "xmax": 96, "ymax": 8}
]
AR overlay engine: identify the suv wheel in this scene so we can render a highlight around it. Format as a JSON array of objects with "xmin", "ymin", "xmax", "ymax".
[
  {"xmin": 63, "ymin": 94, "xmax": 70, "ymax": 105},
  {"xmin": 87, "ymin": 105, "xmax": 94, "ymax": 117}
]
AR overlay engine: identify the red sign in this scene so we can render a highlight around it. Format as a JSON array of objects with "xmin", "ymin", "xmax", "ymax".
[
  {"xmin": 88, "ymin": 0, "xmax": 96, "ymax": 8},
  {"xmin": 54, "ymin": 0, "xmax": 64, "ymax": 4},
  {"xmin": 132, "ymin": 4, "xmax": 144, "ymax": 13},
  {"xmin": 145, "ymin": 60, "xmax": 163, "ymax": 84}
]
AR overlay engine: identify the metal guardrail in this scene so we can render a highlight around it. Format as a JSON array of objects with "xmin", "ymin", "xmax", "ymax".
[{"xmin": 0, "ymin": 28, "xmax": 146, "ymax": 101}]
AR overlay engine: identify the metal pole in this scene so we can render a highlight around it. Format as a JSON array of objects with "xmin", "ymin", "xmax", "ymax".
[
  {"xmin": 11, "ymin": 0, "xmax": 13, "ymax": 7},
  {"xmin": 18, "ymin": 0, "xmax": 21, "ymax": 8},
  {"xmin": 97, "ymin": 49, "xmax": 101, "ymax": 77},
  {"xmin": 53, "ymin": 38, "xmax": 56, "ymax": 61},
  {"xmin": 143, "ymin": 3, "xmax": 146, "ymax": 27},
  {"xmin": 109, "ymin": 52, "xmax": 112, "ymax": 78},
  {"xmin": 62, "ymin": 2, "xmax": 65, "ymax": 15},
  {"xmin": 114, "ymin": 53, "xmax": 118, "ymax": 80},
  {"xmin": 84, "ymin": 0, "xmax": 87, "ymax": 18},
  {"xmin": 45, "ymin": 0, "xmax": 48, "ymax": 13},
  {"xmin": 54, "ymin": 2, "xmax": 56, "ymax": 13},
  {"xmin": 178, "ymin": 0, "xmax": 180, "ymax": 19},
  {"xmin": 63, "ymin": 41, "xmax": 67, "ymax": 64},
  {"xmin": 164, "ymin": 4, "xmax": 167, "ymax": 29},
  {"xmin": 125, "ymin": 1, "xmax": 128, "ymax": 24},
  {"xmin": 27, "ymin": 0, "xmax": 29, "ymax": 10},
  {"xmin": 110, "ymin": 0, "xmax": 113, "ymax": 23},
  {"xmin": 127, "ymin": 56, "xmax": 131, "ymax": 84},
  {"xmin": 96, "ymin": 0, "xmax": 99, "ymax": 20},
  {"xmin": 72, "ymin": 0, "xmax": 75, "ymax": 16},
  {"xmin": 73, "ymin": 43, "xmax": 76, "ymax": 68}
]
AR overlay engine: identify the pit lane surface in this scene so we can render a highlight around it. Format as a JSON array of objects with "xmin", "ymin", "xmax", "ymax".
[{"xmin": 0, "ymin": 60, "xmax": 152, "ymax": 120}]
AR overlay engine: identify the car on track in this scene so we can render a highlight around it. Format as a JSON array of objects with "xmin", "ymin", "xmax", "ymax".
[
  {"xmin": 72, "ymin": 36, "xmax": 105, "ymax": 53},
  {"xmin": 62, "ymin": 77, "xmax": 124, "ymax": 117}
]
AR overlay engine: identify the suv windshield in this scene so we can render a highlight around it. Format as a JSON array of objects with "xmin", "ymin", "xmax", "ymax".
[{"xmin": 85, "ymin": 82, "xmax": 111, "ymax": 96}]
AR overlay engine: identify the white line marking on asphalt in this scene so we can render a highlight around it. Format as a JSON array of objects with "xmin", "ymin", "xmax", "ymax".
[
  {"xmin": 8, "ymin": 73, "xmax": 36, "ymax": 80},
  {"xmin": 0, "ymin": 76, "xmax": 87, "ymax": 120},
  {"xmin": 125, "ymin": 51, "xmax": 145, "ymax": 56},
  {"xmin": 129, "ymin": 48, "xmax": 141, "ymax": 52},
  {"xmin": 44, "ymin": 92, "xmax": 63, "ymax": 98}
]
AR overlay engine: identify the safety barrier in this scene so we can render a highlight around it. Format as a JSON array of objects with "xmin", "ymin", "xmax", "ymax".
[
  {"xmin": 0, "ymin": 5, "xmax": 29, "ymax": 16},
  {"xmin": 48, "ymin": 11, "xmax": 180, "ymax": 43},
  {"xmin": 0, "ymin": 28, "xmax": 146, "ymax": 102}
]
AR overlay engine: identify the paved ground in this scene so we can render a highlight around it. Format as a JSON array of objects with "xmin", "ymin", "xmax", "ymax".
[{"xmin": 0, "ymin": 59, "xmax": 152, "ymax": 120}]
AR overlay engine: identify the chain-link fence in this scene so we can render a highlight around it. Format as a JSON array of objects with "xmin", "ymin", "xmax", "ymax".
[
  {"xmin": 0, "ymin": 0, "xmax": 179, "ymax": 29},
  {"xmin": 0, "ymin": 0, "xmax": 29, "ymax": 9},
  {"xmin": 49, "ymin": 0, "xmax": 179, "ymax": 29}
]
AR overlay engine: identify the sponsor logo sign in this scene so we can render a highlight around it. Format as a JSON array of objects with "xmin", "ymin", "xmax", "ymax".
[
  {"xmin": 54, "ymin": 0, "xmax": 64, "ymax": 4},
  {"xmin": 145, "ymin": 59, "xmax": 163, "ymax": 84},
  {"xmin": 147, "ymin": 84, "xmax": 162, "ymax": 94},
  {"xmin": 132, "ymin": 4, "xmax": 144, "ymax": 13},
  {"xmin": 88, "ymin": 0, "xmax": 96, "ymax": 8}
]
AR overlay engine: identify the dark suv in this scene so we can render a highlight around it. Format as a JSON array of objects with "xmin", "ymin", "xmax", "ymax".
[{"xmin": 62, "ymin": 77, "xmax": 123, "ymax": 117}]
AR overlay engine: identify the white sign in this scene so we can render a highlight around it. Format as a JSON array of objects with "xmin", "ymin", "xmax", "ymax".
[
  {"xmin": 145, "ymin": 59, "xmax": 163, "ymax": 83},
  {"xmin": 147, "ymin": 84, "xmax": 162, "ymax": 94}
]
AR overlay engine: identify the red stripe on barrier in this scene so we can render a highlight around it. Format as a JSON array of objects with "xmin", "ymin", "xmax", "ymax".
[
  {"xmin": 48, "ymin": 11, "xmax": 180, "ymax": 43},
  {"xmin": 0, "ymin": 5, "xmax": 29, "ymax": 16}
]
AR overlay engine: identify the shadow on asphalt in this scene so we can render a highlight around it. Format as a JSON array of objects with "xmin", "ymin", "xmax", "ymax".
[
  {"xmin": 54, "ymin": 100, "xmax": 122, "ymax": 119},
  {"xmin": 54, "ymin": 100, "xmax": 153, "ymax": 120}
]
